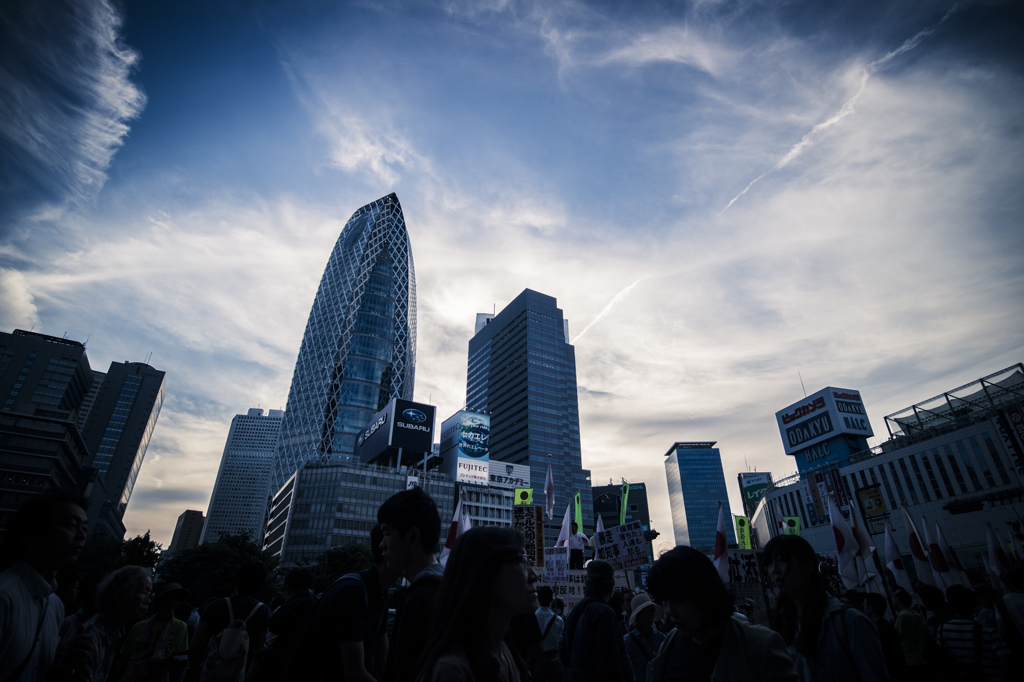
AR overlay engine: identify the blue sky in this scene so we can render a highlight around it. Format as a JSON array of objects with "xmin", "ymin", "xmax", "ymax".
[{"xmin": 2, "ymin": 0, "xmax": 1022, "ymax": 548}]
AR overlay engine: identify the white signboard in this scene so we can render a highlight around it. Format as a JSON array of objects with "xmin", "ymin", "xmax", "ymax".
[
  {"xmin": 593, "ymin": 520, "xmax": 648, "ymax": 570},
  {"xmin": 775, "ymin": 387, "xmax": 873, "ymax": 457},
  {"xmin": 536, "ymin": 569, "xmax": 630, "ymax": 612},
  {"xmin": 488, "ymin": 460, "xmax": 530, "ymax": 490},
  {"xmin": 544, "ymin": 547, "xmax": 567, "ymax": 582}
]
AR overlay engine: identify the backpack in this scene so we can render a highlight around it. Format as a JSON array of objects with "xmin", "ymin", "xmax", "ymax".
[{"xmin": 200, "ymin": 598, "xmax": 264, "ymax": 682}]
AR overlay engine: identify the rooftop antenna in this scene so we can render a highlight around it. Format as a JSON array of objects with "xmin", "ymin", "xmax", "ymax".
[
  {"xmin": 83, "ymin": 334, "xmax": 91, "ymax": 348},
  {"xmin": 798, "ymin": 371, "xmax": 807, "ymax": 397},
  {"xmin": 144, "ymin": 351, "xmax": 153, "ymax": 365}
]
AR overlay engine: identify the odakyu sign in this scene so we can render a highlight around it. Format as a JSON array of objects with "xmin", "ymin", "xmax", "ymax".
[{"xmin": 775, "ymin": 387, "xmax": 873, "ymax": 457}]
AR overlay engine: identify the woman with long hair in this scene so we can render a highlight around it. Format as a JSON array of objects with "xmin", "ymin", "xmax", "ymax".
[
  {"xmin": 762, "ymin": 535, "xmax": 888, "ymax": 682},
  {"xmin": 419, "ymin": 527, "xmax": 539, "ymax": 682}
]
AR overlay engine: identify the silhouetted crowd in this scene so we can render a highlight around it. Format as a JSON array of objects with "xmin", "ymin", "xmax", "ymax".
[{"xmin": 2, "ymin": 488, "xmax": 1021, "ymax": 682}]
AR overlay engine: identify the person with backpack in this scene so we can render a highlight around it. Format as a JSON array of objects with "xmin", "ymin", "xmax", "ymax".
[
  {"xmin": 379, "ymin": 487, "xmax": 444, "ymax": 682},
  {"xmin": 284, "ymin": 523, "xmax": 399, "ymax": 681},
  {"xmin": 622, "ymin": 593, "xmax": 666, "ymax": 682},
  {"xmin": 763, "ymin": 535, "xmax": 888, "ymax": 682},
  {"xmin": 247, "ymin": 567, "xmax": 317, "ymax": 682},
  {"xmin": 188, "ymin": 560, "xmax": 270, "ymax": 682},
  {"xmin": 646, "ymin": 546, "xmax": 796, "ymax": 682},
  {"xmin": 938, "ymin": 584, "xmax": 1012, "ymax": 682},
  {"xmin": 532, "ymin": 586, "xmax": 564, "ymax": 682},
  {"xmin": 558, "ymin": 560, "xmax": 633, "ymax": 682}
]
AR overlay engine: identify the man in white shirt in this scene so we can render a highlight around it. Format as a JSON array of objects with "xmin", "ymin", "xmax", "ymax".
[
  {"xmin": 0, "ymin": 491, "xmax": 90, "ymax": 682},
  {"xmin": 533, "ymin": 586, "xmax": 564, "ymax": 682},
  {"xmin": 566, "ymin": 523, "xmax": 589, "ymax": 570}
]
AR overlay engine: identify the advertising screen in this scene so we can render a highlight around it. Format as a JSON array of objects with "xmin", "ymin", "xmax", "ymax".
[
  {"xmin": 355, "ymin": 398, "xmax": 436, "ymax": 463},
  {"xmin": 775, "ymin": 387, "xmax": 873, "ymax": 457},
  {"xmin": 738, "ymin": 472, "xmax": 772, "ymax": 517},
  {"xmin": 440, "ymin": 410, "xmax": 490, "ymax": 485}
]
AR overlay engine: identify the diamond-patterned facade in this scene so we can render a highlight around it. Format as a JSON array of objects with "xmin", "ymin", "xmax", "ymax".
[{"xmin": 272, "ymin": 193, "xmax": 416, "ymax": 492}]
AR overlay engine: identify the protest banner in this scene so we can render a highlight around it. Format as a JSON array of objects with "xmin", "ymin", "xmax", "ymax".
[
  {"xmin": 593, "ymin": 520, "xmax": 648, "ymax": 571},
  {"xmin": 536, "ymin": 569, "xmax": 630, "ymax": 612},
  {"xmin": 512, "ymin": 504, "xmax": 545, "ymax": 568}
]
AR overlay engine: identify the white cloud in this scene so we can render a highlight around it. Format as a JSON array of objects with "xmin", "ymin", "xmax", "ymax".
[
  {"xmin": 596, "ymin": 26, "xmax": 734, "ymax": 76},
  {"xmin": 0, "ymin": 0, "xmax": 145, "ymax": 202}
]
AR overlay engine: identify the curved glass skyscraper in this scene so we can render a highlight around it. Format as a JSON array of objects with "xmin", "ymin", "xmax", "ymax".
[{"xmin": 272, "ymin": 193, "xmax": 416, "ymax": 491}]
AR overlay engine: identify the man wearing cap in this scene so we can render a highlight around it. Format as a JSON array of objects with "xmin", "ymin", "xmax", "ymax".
[
  {"xmin": 559, "ymin": 560, "xmax": 633, "ymax": 682},
  {"xmin": 114, "ymin": 582, "xmax": 190, "ymax": 682},
  {"xmin": 623, "ymin": 593, "xmax": 667, "ymax": 682}
]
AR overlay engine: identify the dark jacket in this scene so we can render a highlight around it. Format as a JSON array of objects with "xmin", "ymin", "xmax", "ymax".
[
  {"xmin": 384, "ymin": 568, "xmax": 443, "ymax": 682},
  {"xmin": 559, "ymin": 596, "xmax": 633, "ymax": 682},
  {"xmin": 648, "ymin": 618, "xmax": 798, "ymax": 682}
]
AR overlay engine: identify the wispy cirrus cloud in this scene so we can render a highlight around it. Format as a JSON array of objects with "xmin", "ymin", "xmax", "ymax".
[{"xmin": 0, "ymin": 0, "xmax": 145, "ymax": 211}]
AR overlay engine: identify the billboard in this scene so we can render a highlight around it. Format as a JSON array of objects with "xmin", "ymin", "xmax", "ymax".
[
  {"xmin": 776, "ymin": 387, "xmax": 873, "ymax": 457},
  {"xmin": 440, "ymin": 410, "xmax": 490, "ymax": 486},
  {"xmin": 488, "ymin": 461, "xmax": 530, "ymax": 490},
  {"xmin": 355, "ymin": 398, "xmax": 437, "ymax": 463},
  {"xmin": 738, "ymin": 472, "xmax": 772, "ymax": 518}
]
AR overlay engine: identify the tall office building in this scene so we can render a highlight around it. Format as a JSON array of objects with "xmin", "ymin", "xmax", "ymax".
[
  {"xmin": 201, "ymin": 408, "xmax": 284, "ymax": 543},
  {"xmin": 80, "ymin": 361, "xmax": 166, "ymax": 519},
  {"xmin": 168, "ymin": 509, "xmax": 204, "ymax": 553},
  {"xmin": 664, "ymin": 442, "xmax": 736, "ymax": 550},
  {"xmin": 0, "ymin": 330, "xmax": 127, "ymax": 539},
  {"xmin": 273, "ymin": 193, "xmax": 417, "ymax": 491},
  {"xmin": 466, "ymin": 289, "xmax": 592, "ymax": 547}
]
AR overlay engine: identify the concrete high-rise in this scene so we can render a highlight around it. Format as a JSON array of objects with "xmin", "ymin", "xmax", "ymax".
[
  {"xmin": 80, "ymin": 362, "xmax": 166, "ymax": 519},
  {"xmin": 168, "ymin": 509, "xmax": 204, "ymax": 553},
  {"xmin": 273, "ymin": 193, "xmax": 417, "ymax": 492},
  {"xmin": 466, "ymin": 289, "xmax": 592, "ymax": 547},
  {"xmin": 664, "ymin": 441, "xmax": 736, "ymax": 550},
  {"xmin": 202, "ymin": 408, "xmax": 283, "ymax": 543}
]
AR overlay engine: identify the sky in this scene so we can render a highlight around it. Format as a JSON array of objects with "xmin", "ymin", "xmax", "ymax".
[{"xmin": 1, "ymin": 0, "xmax": 1023, "ymax": 549}]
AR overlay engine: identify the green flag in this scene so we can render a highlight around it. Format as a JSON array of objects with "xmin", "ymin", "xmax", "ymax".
[
  {"xmin": 574, "ymin": 492, "xmax": 582, "ymax": 530},
  {"xmin": 735, "ymin": 516, "xmax": 751, "ymax": 549},
  {"xmin": 620, "ymin": 480, "xmax": 630, "ymax": 527},
  {"xmin": 514, "ymin": 488, "xmax": 533, "ymax": 505},
  {"xmin": 784, "ymin": 517, "xmax": 801, "ymax": 535}
]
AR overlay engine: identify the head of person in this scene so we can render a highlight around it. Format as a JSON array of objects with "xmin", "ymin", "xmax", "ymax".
[
  {"xmin": 152, "ymin": 583, "xmax": 189, "ymax": 618},
  {"xmin": 423, "ymin": 527, "xmax": 538, "ymax": 676},
  {"xmin": 647, "ymin": 546, "xmax": 733, "ymax": 639},
  {"xmin": 283, "ymin": 568, "xmax": 314, "ymax": 598},
  {"xmin": 1002, "ymin": 566, "xmax": 1024, "ymax": 594},
  {"xmin": 551, "ymin": 598, "xmax": 565, "ymax": 615},
  {"xmin": 234, "ymin": 560, "xmax": 267, "ymax": 597},
  {"xmin": 761, "ymin": 535, "xmax": 827, "ymax": 655},
  {"xmin": 377, "ymin": 487, "xmax": 441, "ymax": 574},
  {"xmin": 917, "ymin": 584, "xmax": 946, "ymax": 612},
  {"xmin": 608, "ymin": 590, "xmax": 625, "ymax": 617},
  {"xmin": 537, "ymin": 585, "xmax": 554, "ymax": 609},
  {"xmin": 863, "ymin": 593, "xmax": 887, "ymax": 621},
  {"xmin": 893, "ymin": 588, "xmax": 912, "ymax": 612},
  {"xmin": 946, "ymin": 584, "xmax": 976, "ymax": 619},
  {"xmin": 841, "ymin": 590, "xmax": 865, "ymax": 612},
  {"xmin": 628, "ymin": 593, "xmax": 663, "ymax": 635},
  {"xmin": 584, "ymin": 560, "xmax": 615, "ymax": 601},
  {"xmin": 571, "ymin": 522, "xmax": 579, "ymax": 535},
  {"xmin": 96, "ymin": 565, "xmax": 152, "ymax": 625},
  {"xmin": 0, "ymin": 490, "xmax": 88, "ymax": 575},
  {"xmin": 974, "ymin": 585, "xmax": 997, "ymax": 609}
]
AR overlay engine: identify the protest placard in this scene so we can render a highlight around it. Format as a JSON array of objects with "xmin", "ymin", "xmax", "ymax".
[
  {"xmin": 535, "ymin": 569, "xmax": 630, "ymax": 612},
  {"xmin": 593, "ymin": 520, "xmax": 648, "ymax": 570},
  {"xmin": 544, "ymin": 547, "xmax": 567, "ymax": 582},
  {"xmin": 512, "ymin": 504, "xmax": 545, "ymax": 568}
]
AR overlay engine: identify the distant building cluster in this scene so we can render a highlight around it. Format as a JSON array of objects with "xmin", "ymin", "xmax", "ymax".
[{"xmin": 7, "ymin": 190, "xmax": 1021, "ymax": 584}]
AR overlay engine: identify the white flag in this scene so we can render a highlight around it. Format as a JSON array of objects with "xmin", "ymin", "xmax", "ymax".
[
  {"xmin": 556, "ymin": 502, "xmax": 573, "ymax": 547},
  {"xmin": 713, "ymin": 501, "xmax": 730, "ymax": 583},
  {"xmin": 921, "ymin": 517, "xmax": 952, "ymax": 594},
  {"xmin": 828, "ymin": 495, "xmax": 860, "ymax": 590},
  {"xmin": 885, "ymin": 523, "xmax": 914, "ymax": 595},
  {"xmin": 545, "ymin": 460, "xmax": 555, "ymax": 520},
  {"xmin": 935, "ymin": 522, "xmax": 968, "ymax": 587},
  {"xmin": 902, "ymin": 508, "xmax": 934, "ymax": 587},
  {"xmin": 440, "ymin": 498, "xmax": 469, "ymax": 568}
]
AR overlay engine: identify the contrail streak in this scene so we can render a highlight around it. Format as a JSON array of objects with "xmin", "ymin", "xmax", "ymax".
[
  {"xmin": 720, "ymin": 4, "xmax": 961, "ymax": 214},
  {"xmin": 571, "ymin": 277, "xmax": 647, "ymax": 344}
]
